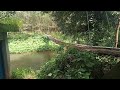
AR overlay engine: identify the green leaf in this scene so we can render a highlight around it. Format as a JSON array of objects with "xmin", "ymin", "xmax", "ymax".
[{"xmin": 86, "ymin": 62, "xmax": 94, "ymax": 67}]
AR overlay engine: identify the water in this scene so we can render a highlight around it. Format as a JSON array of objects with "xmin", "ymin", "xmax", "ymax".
[{"xmin": 10, "ymin": 51, "xmax": 55, "ymax": 71}]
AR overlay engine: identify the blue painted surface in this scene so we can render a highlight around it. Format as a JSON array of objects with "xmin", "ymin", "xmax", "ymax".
[{"xmin": 0, "ymin": 41, "xmax": 5, "ymax": 79}]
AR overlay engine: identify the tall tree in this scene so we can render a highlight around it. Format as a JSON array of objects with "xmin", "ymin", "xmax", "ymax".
[
  {"xmin": 52, "ymin": 11, "xmax": 118, "ymax": 47},
  {"xmin": 115, "ymin": 15, "xmax": 120, "ymax": 48}
]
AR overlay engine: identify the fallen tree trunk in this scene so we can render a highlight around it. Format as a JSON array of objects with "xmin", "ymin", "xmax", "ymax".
[
  {"xmin": 46, "ymin": 35, "xmax": 120, "ymax": 57},
  {"xmin": 46, "ymin": 35, "xmax": 120, "ymax": 79}
]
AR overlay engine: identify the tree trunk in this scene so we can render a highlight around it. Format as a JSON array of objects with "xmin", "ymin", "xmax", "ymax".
[
  {"xmin": 115, "ymin": 17, "xmax": 120, "ymax": 48},
  {"xmin": 46, "ymin": 35, "xmax": 120, "ymax": 57},
  {"xmin": 46, "ymin": 35, "xmax": 120, "ymax": 79}
]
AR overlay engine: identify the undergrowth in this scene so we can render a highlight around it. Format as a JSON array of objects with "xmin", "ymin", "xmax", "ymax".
[
  {"xmin": 11, "ymin": 47, "xmax": 118, "ymax": 79},
  {"xmin": 11, "ymin": 68, "xmax": 37, "ymax": 79},
  {"xmin": 37, "ymin": 48, "xmax": 117, "ymax": 79},
  {"xmin": 8, "ymin": 32, "xmax": 60, "ymax": 54}
]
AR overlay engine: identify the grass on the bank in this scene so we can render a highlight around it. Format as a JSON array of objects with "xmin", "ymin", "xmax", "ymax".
[{"xmin": 8, "ymin": 32, "xmax": 60, "ymax": 54}]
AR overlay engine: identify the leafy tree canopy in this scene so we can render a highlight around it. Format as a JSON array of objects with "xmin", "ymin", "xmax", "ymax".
[
  {"xmin": 0, "ymin": 11, "xmax": 23, "ymax": 32},
  {"xmin": 51, "ymin": 11, "xmax": 120, "ymax": 46}
]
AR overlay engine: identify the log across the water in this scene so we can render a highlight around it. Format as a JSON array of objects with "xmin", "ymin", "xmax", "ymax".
[
  {"xmin": 46, "ymin": 35, "xmax": 120, "ymax": 79},
  {"xmin": 46, "ymin": 35, "xmax": 120, "ymax": 57}
]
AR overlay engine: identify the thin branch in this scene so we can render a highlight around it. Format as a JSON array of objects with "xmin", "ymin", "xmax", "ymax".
[{"xmin": 105, "ymin": 11, "xmax": 110, "ymax": 30}]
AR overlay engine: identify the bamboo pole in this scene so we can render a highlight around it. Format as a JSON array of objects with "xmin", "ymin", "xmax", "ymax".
[{"xmin": 115, "ymin": 17, "xmax": 120, "ymax": 48}]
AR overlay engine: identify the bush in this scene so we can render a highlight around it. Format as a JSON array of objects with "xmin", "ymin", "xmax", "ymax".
[
  {"xmin": 11, "ymin": 68, "xmax": 37, "ymax": 79},
  {"xmin": 37, "ymin": 48, "xmax": 117, "ymax": 79}
]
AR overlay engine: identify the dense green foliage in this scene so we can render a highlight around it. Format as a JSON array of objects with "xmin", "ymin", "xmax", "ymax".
[
  {"xmin": 37, "ymin": 48, "xmax": 117, "ymax": 79},
  {"xmin": 52, "ymin": 11, "xmax": 119, "ymax": 47},
  {"xmin": 0, "ymin": 11, "xmax": 22, "ymax": 32},
  {"xmin": 8, "ymin": 32, "xmax": 60, "ymax": 54},
  {"xmin": 11, "ymin": 68, "xmax": 37, "ymax": 79}
]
